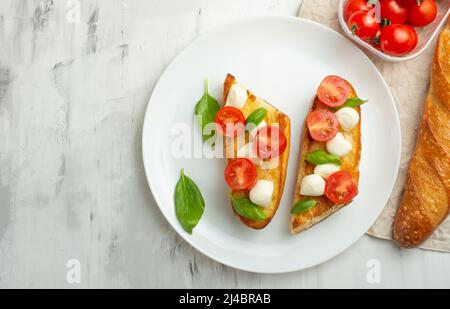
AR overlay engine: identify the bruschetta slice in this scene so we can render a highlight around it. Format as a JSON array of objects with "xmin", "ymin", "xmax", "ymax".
[
  {"xmin": 221, "ymin": 74, "xmax": 291, "ymax": 229},
  {"xmin": 291, "ymin": 75, "xmax": 362, "ymax": 234}
]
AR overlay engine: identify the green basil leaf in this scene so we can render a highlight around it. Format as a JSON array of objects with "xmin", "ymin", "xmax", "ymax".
[
  {"xmin": 306, "ymin": 150, "xmax": 341, "ymax": 165},
  {"xmin": 291, "ymin": 199, "xmax": 318, "ymax": 214},
  {"xmin": 230, "ymin": 196, "xmax": 268, "ymax": 221},
  {"xmin": 340, "ymin": 97, "xmax": 368, "ymax": 109},
  {"xmin": 174, "ymin": 169, "xmax": 205, "ymax": 234},
  {"xmin": 194, "ymin": 80, "xmax": 220, "ymax": 142},
  {"xmin": 246, "ymin": 107, "xmax": 267, "ymax": 127}
]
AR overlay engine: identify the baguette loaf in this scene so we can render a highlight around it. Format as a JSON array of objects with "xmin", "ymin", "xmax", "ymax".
[{"xmin": 393, "ymin": 21, "xmax": 450, "ymax": 248}]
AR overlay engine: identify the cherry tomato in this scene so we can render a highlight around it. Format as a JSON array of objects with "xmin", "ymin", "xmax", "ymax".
[
  {"xmin": 255, "ymin": 125, "xmax": 287, "ymax": 159},
  {"xmin": 215, "ymin": 106, "xmax": 246, "ymax": 137},
  {"xmin": 306, "ymin": 109, "xmax": 339, "ymax": 142},
  {"xmin": 316, "ymin": 75, "xmax": 351, "ymax": 108},
  {"xmin": 325, "ymin": 171, "xmax": 358, "ymax": 204},
  {"xmin": 224, "ymin": 158, "xmax": 257, "ymax": 191},
  {"xmin": 380, "ymin": 24, "xmax": 418, "ymax": 56},
  {"xmin": 348, "ymin": 10, "xmax": 381, "ymax": 41},
  {"xmin": 344, "ymin": 0, "xmax": 371, "ymax": 21},
  {"xmin": 407, "ymin": 0, "xmax": 437, "ymax": 27},
  {"xmin": 380, "ymin": 0, "xmax": 408, "ymax": 24}
]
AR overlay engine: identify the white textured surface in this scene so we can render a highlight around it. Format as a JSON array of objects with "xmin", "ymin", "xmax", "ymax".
[{"xmin": 0, "ymin": 0, "xmax": 449, "ymax": 288}]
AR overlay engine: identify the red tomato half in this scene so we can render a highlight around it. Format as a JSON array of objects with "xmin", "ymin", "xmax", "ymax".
[
  {"xmin": 348, "ymin": 10, "xmax": 381, "ymax": 41},
  {"xmin": 407, "ymin": 0, "xmax": 437, "ymax": 27},
  {"xmin": 380, "ymin": 0, "xmax": 408, "ymax": 24},
  {"xmin": 316, "ymin": 75, "xmax": 351, "ymax": 107},
  {"xmin": 325, "ymin": 171, "xmax": 358, "ymax": 204},
  {"xmin": 306, "ymin": 109, "xmax": 339, "ymax": 142},
  {"xmin": 224, "ymin": 158, "xmax": 257, "ymax": 191},
  {"xmin": 215, "ymin": 106, "xmax": 246, "ymax": 137},
  {"xmin": 344, "ymin": 0, "xmax": 372, "ymax": 21},
  {"xmin": 255, "ymin": 125, "xmax": 287, "ymax": 159},
  {"xmin": 380, "ymin": 24, "xmax": 418, "ymax": 56}
]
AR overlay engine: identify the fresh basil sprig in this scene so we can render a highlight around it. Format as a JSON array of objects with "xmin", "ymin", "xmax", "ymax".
[
  {"xmin": 307, "ymin": 150, "xmax": 341, "ymax": 166},
  {"xmin": 291, "ymin": 199, "xmax": 318, "ymax": 214},
  {"xmin": 194, "ymin": 80, "xmax": 220, "ymax": 142},
  {"xmin": 230, "ymin": 196, "xmax": 268, "ymax": 221},
  {"xmin": 340, "ymin": 97, "xmax": 367, "ymax": 109},
  {"xmin": 246, "ymin": 107, "xmax": 267, "ymax": 127},
  {"xmin": 174, "ymin": 169, "xmax": 205, "ymax": 234}
]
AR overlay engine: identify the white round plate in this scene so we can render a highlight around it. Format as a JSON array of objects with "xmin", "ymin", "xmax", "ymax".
[{"xmin": 142, "ymin": 17, "xmax": 401, "ymax": 273}]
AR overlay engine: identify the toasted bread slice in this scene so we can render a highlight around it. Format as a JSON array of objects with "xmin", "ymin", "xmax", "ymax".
[
  {"xmin": 223, "ymin": 74, "xmax": 291, "ymax": 229},
  {"xmin": 291, "ymin": 80, "xmax": 361, "ymax": 234}
]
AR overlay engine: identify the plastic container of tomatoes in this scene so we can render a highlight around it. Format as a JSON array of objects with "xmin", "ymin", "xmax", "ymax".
[{"xmin": 338, "ymin": 0, "xmax": 450, "ymax": 61}]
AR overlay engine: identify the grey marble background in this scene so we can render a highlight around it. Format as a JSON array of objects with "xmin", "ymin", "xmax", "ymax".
[{"xmin": 0, "ymin": 0, "xmax": 449, "ymax": 288}]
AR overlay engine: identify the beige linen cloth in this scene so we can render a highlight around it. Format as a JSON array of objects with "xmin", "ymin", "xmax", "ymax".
[{"xmin": 299, "ymin": 0, "xmax": 450, "ymax": 252}]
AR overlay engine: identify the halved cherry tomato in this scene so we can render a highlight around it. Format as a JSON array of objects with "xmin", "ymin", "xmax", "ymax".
[
  {"xmin": 344, "ymin": 0, "xmax": 372, "ymax": 21},
  {"xmin": 407, "ymin": 0, "xmax": 437, "ymax": 27},
  {"xmin": 316, "ymin": 75, "xmax": 351, "ymax": 108},
  {"xmin": 255, "ymin": 125, "xmax": 287, "ymax": 159},
  {"xmin": 215, "ymin": 106, "xmax": 246, "ymax": 137},
  {"xmin": 380, "ymin": 24, "xmax": 418, "ymax": 56},
  {"xmin": 306, "ymin": 109, "xmax": 339, "ymax": 142},
  {"xmin": 224, "ymin": 158, "xmax": 257, "ymax": 191},
  {"xmin": 325, "ymin": 171, "xmax": 358, "ymax": 204},
  {"xmin": 347, "ymin": 10, "xmax": 380, "ymax": 41},
  {"xmin": 380, "ymin": 0, "xmax": 408, "ymax": 24}
]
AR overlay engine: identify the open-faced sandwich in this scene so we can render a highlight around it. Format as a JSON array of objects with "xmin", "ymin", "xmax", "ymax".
[
  {"xmin": 219, "ymin": 74, "xmax": 291, "ymax": 229},
  {"xmin": 291, "ymin": 75, "xmax": 364, "ymax": 234}
]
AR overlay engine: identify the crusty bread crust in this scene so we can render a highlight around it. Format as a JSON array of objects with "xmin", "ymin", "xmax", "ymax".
[
  {"xmin": 223, "ymin": 74, "xmax": 291, "ymax": 229},
  {"xmin": 291, "ymin": 81, "xmax": 361, "ymax": 234},
  {"xmin": 393, "ymin": 21, "xmax": 450, "ymax": 248}
]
